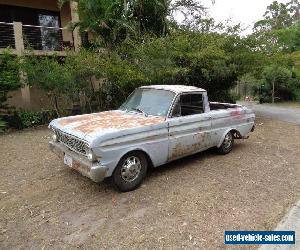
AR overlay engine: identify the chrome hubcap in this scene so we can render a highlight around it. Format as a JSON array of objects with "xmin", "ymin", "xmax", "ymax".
[
  {"xmin": 121, "ymin": 156, "xmax": 142, "ymax": 182},
  {"xmin": 223, "ymin": 133, "xmax": 233, "ymax": 149}
]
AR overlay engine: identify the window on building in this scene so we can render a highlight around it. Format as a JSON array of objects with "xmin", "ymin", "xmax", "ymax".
[{"xmin": 0, "ymin": 4, "xmax": 62, "ymax": 50}]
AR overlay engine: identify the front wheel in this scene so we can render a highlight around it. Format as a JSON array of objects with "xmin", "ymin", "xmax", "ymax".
[
  {"xmin": 217, "ymin": 131, "xmax": 234, "ymax": 155},
  {"xmin": 112, "ymin": 152, "xmax": 148, "ymax": 192}
]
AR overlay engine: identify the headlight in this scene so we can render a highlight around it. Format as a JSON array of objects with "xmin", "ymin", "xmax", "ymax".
[
  {"xmin": 87, "ymin": 149, "xmax": 96, "ymax": 162},
  {"xmin": 52, "ymin": 134, "xmax": 58, "ymax": 142}
]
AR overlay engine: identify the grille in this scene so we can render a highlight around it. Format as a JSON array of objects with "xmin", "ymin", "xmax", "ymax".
[{"xmin": 54, "ymin": 129, "xmax": 88, "ymax": 155}]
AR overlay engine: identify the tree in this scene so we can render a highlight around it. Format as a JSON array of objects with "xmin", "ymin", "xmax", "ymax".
[
  {"xmin": 60, "ymin": 0, "xmax": 171, "ymax": 48},
  {"xmin": 76, "ymin": 0, "xmax": 138, "ymax": 47},
  {"xmin": 287, "ymin": 0, "xmax": 300, "ymax": 22},
  {"xmin": 169, "ymin": 0, "xmax": 207, "ymax": 29},
  {"xmin": 131, "ymin": 0, "xmax": 170, "ymax": 36},
  {"xmin": 254, "ymin": 0, "xmax": 300, "ymax": 32},
  {"xmin": 261, "ymin": 65, "xmax": 297, "ymax": 102},
  {"xmin": 117, "ymin": 31, "xmax": 243, "ymax": 101},
  {"xmin": 255, "ymin": 1, "xmax": 292, "ymax": 31},
  {"xmin": 275, "ymin": 21, "xmax": 300, "ymax": 52}
]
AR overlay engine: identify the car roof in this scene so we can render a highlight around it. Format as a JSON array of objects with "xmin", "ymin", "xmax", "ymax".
[{"xmin": 139, "ymin": 85, "xmax": 206, "ymax": 94}]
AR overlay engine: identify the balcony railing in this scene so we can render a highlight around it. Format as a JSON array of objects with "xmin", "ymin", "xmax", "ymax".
[
  {"xmin": 0, "ymin": 22, "xmax": 15, "ymax": 49},
  {"xmin": 0, "ymin": 21, "xmax": 74, "ymax": 56}
]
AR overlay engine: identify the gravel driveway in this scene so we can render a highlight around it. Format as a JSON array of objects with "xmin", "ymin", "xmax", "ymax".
[{"xmin": 0, "ymin": 117, "xmax": 299, "ymax": 249}]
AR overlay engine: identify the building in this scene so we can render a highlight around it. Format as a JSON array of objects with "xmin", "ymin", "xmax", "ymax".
[{"xmin": 0, "ymin": 0, "xmax": 82, "ymax": 109}]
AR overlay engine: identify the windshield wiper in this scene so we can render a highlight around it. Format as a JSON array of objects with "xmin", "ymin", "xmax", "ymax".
[{"xmin": 131, "ymin": 107, "xmax": 148, "ymax": 117}]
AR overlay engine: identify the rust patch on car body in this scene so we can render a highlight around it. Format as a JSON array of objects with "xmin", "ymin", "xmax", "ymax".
[
  {"xmin": 170, "ymin": 132, "xmax": 211, "ymax": 160},
  {"xmin": 59, "ymin": 114, "xmax": 97, "ymax": 126},
  {"xmin": 230, "ymin": 109, "xmax": 241, "ymax": 116},
  {"xmin": 230, "ymin": 109, "xmax": 246, "ymax": 120},
  {"xmin": 58, "ymin": 111, "xmax": 165, "ymax": 135}
]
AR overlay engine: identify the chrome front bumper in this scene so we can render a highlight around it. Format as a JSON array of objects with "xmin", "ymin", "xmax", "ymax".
[{"xmin": 49, "ymin": 141, "xmax": 108, "ymax": 183}]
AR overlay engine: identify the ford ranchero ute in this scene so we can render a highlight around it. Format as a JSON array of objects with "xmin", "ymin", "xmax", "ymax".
[{"xmin": 49, "ymin": 85, "xmax": 255, "ymax": 192}]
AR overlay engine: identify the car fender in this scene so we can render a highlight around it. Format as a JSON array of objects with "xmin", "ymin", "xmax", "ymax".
[{"xmin": 217, "ymin": 128, "xmax": 238, "ymax": 148}]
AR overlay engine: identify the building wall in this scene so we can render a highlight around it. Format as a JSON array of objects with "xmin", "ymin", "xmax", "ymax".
[
  {"xmin": 8, "ymin": 86, "xmax": 52, "ymax": 111},
  {"xmin": 0, "ymin": 0, "xmax": 59, "ymax": 11},
  {"xmin": 0, "ymin": 0, "xmax": 73, "ymax": 43},
  {"xmin": 2, "ymin": 0, "xmax": 75, "ymax": 110},
  {"xmin": 60, "ymin": 3, "xmax": 73, "ymax": 43},
  {"xmin": 8, "ymin": 86, "xmax": 72, "ymax": 111}
]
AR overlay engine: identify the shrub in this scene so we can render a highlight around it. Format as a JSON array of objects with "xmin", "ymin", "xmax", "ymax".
[
  {"xmin": 294, "ymin": 89, "xmax": 300, "ymax": 101},
  {"xmin": 0, "ymin": 118, "xmax": 6, "ymax": 132},
  {"xmin": 0, "ymin": 51, "xmax": 20, "ymax": 109},
  {"xmin": 3, "ymin": 110, "xmax": 57, "ymax": 130},
  {"xmin": 21, "ymin": 56, "xmax": 73, "ymax": 116}
]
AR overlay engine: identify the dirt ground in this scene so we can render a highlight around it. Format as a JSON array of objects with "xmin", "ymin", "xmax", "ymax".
[
  {"xmin": 0, "ymin": 117, "xmax": 299, "ymax": 249},
  {"xmin": 264, "ymin": 102, "xmax": 300, "ymax": 109}
]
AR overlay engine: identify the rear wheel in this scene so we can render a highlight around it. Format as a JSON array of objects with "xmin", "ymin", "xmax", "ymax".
[
  {"xmin": 112, "ymin": 152, "xmax": 148, "ymax": 192},
  {"xmin": 217, "ymin": 131, "xmax": 234, "ymax": 154}
]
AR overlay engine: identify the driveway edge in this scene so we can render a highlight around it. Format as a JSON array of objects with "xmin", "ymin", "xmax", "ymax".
[{"xmin": 259, "ymin": 200, "xmax": 300, "ymax": 250}]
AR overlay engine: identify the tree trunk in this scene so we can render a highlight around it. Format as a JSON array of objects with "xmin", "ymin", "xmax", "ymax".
[
  {"xmin": 90, "ymin": 77, "xmax": 101, "ymax": 110},
  {"xmin": 53, "ymin": 94, "xmax": 60, "ymax": 117}
]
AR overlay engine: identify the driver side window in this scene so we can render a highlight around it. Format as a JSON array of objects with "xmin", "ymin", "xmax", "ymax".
[{"xmin": 172, "ymin": 93, "xmax": 204, "ymax": 117}]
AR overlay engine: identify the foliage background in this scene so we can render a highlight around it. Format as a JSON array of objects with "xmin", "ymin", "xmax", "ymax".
[{"xmin": 1, "ymin": 0, "xmax": 300, "ymax": 130}]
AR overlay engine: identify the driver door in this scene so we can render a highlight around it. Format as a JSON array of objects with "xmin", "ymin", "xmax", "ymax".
[{"xmin": 167, "ymin": 93, "xmax": 212, "ymax": 161}]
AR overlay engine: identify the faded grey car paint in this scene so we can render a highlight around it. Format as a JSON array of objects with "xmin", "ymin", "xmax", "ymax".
[
  {"xmin": 49, "ymin": 85, "xmax": 255, "ymax": 183},
  {"xmin": 168, "ymin": 113, "xmax": 213, "ymax": 161}
]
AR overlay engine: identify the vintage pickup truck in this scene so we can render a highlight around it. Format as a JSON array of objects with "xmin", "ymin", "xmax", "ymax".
[{"xmin": 49, "ymin": 85, "xmax": 255, "ymax": 191}]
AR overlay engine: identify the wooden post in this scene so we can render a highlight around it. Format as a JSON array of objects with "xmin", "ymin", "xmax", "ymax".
[
  {"xmin": 13, "ymin": 22, "xmax": 31, "ymax": 108},
  {"xmin": 70, "ymin": 1, "xmax": 82, "ymax": 51}
]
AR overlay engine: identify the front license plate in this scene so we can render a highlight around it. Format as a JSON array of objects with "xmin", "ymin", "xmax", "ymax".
[{"xmin": 64, "ymin": 154, "xmax": 73, "ymax": 167}]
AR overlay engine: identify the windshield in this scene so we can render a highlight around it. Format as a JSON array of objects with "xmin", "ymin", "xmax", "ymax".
[{"xmin": 119, "ymin": 88, "xmax": 175, "ymax": 117}]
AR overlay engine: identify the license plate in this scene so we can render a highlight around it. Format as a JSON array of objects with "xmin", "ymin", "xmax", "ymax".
[{"xmin": 64, "ymin": 154, "xmax": 73, "ymax": 167}]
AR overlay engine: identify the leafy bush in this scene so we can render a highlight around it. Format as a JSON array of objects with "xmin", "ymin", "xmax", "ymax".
[
  {"xmin": 21, "ymin": 49, "xmax": 147, "ymax": 114},
  {"xmin": 0, "ymin": 51, "xmax": 20, "ymax": 109},
  {"xmin": 4, "ymin": 110, "xmax": 57, "ymax": 130},
  {"xmin": 295, "ymin": 89, "xmax": 300, "ymax": 101},
  {"xmin": 21, "ymin": 56, "xmax": 73, "ymax": 116},
  {"xmin": 20, "ymin": 31, "xmax": 300, "ymax": 112},
  {"xmin": 0, "ymin": 118, "xmax": 6, "ymax": 132},
  {"xmin": 116, "ymin": 32, "xmax": 242, "ymax": 102}
]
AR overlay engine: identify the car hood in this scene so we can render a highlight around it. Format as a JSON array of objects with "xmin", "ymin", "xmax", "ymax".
[{"xmin": 49, "ymin": 110, "xmax": 165, "ymax": 145}]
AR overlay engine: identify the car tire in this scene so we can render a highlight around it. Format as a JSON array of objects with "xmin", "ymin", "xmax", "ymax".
[
  {"xmin": 217, "ymin": 131, "xmax": 234, "ymax": 155},
  {"xmin": 112, "ymin": 152, "xmax": 148, "ymax": 192}
]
